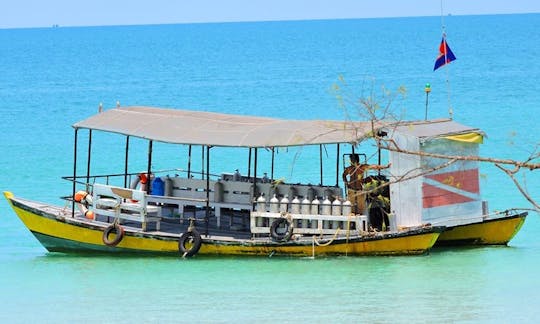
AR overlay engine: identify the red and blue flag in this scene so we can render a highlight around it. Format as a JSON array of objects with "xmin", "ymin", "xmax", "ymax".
[{"xmin": 433, "ymin": 37, "xmax": 456, "ymax": 71}]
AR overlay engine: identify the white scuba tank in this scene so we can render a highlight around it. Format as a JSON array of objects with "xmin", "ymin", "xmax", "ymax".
[
  {"xmin": 269, "ymin": 194, "xmax": 279, "ymax": 213},
  {"xmin": 342, "ymin": 199, "xmax": 352, "ymax": 216},
  {"xmin": 322, "ymin": 196, "xmax": 332, "ymax": 229},
  {"xmin": 279, "ymin": 195, "xmax": 289, "ymax": 213},
  {"xmin": 310, "ymin": 197, "xmax": 320, "ymax": 229},
  {"xmin": 332, "ymin": 197, "xmax": 342, "ymax": 216},
  {"xmin": 256, "ymin": 194, "xmax": 266, "ymax": 212},
  {"xmin": 332, "ymin": 198, "xmax": 342, "ymax": 229},
  {"xmin": 300, "ymin": 197, "xmax": 311, "ymax": 228},
  {"xmin": 301, "ymin": 197, "xmax": 311, "ymax": 215},
  {"xmin": 311, "ymin": 197, "xmax": 320, "ymax": 215},
  {"xmin": 290, "ymin": 196, "xmax": 300, "ymax": 214},
  {"xmin": 322, "ymin": 196, "xmax": 332, "ymax": 215},
  {"xmin": 256, "ymin": 194, "xmax": 266, "ymax": 227}
]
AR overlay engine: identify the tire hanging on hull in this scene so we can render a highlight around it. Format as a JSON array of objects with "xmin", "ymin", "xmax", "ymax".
[
  {"xmin": 270, "ymin": 217, "xmax": 294, "ymax": 242},
  {"xmin": 102, "ymin": 223, "xmax": 125, "ymax": 247},
  {"xmin": 178, "ymin": 230, "xmax": 202, "ymax": 257}
]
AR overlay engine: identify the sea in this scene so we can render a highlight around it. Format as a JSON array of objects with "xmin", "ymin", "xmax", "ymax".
[{"xmin": 1, "ymin": 14, "xmax": 539, "ymax": 323}]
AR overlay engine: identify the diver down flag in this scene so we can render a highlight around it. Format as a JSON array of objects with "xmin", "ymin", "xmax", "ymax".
[
  {"xmin": 422, "ymin": 169, "xmax": 480, "ymax": 209},
  {"xmin": 433, "ymin": 37, "xmax": 456, "ymax": 71}
]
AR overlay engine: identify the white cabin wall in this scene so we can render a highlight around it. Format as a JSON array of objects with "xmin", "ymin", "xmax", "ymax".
[{"xmin": 388, "ymin": 132, "xmax": 423, "ymax": 227}]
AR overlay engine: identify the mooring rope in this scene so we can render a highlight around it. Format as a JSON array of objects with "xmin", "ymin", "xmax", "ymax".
[{"xmin": 312, "ymin": 227, "xmax": 341, "ymax": 247}]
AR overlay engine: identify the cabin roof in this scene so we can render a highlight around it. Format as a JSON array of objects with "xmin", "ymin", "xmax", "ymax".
[
  {"xmin": 388, "ymin": 119, "xmax": 484, "ymax": 139},
  {"xmin": 73, "ymin": 106, "xmax": 385, "ymax": 148}
]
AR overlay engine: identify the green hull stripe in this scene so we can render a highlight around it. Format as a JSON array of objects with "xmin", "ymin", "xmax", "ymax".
[{"xmin": 31, "ymin": 231, "xmax": 176, "ymax": 256}]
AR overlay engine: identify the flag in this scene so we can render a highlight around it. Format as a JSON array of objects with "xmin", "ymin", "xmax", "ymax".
[{"xmin": 433, "ymin": 37, "xmax": 456, "ymax": 71}]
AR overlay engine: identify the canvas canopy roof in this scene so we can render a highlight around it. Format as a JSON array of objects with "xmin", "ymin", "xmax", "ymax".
[{"xmin": 73, "ymin": 106, "xmax": 385, "ymax": 148}]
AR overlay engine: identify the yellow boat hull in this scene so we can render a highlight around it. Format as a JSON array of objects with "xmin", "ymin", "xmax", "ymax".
[
  {"xmin": 436, "ymin": 212, "xmax": 527, "ymax": 246},
  {"xmin": 4, "ymin": 191, "xmax": 442, "ymax": 256}
]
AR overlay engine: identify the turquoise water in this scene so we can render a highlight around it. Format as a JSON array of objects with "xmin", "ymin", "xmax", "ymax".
[{"xmin": 1, "ymin": 14, "xmax": 540, "ymax": 322}]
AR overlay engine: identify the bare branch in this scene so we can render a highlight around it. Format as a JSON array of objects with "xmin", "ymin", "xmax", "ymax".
[
  {"xmin": 495, "ymin": 163, "xmax": 540, "ymax": 211},
  {"xmin": 381, "ymin": 138, "xmax": 540, "ymax": 170}
]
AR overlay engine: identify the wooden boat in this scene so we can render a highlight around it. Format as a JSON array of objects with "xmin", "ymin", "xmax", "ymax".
[{"xmin": 3, "ymin": 106, "xmax": 445, "ymax": 257}]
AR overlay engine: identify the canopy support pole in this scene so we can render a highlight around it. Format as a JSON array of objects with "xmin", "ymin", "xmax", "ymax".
[
  {"xmin": 271, "ymin": 147, "xmax": 275, "ymax": 181},
  {"xmin": 124, "ymin": 136, "xmax": 130, "ymax": 188},
  {"xmin": 205, "ymin": 146, "xmax": 210, "ymax": 237},
  {"xmin": 319, "ymin": 144, "xmax": 323, "ymax": 186},
  {"xmin": 335, "ymin": 143, "xmax": 340, "ymax": 187},
  {"xmin": 71, "ymin": 128, "xmax": 78, "ymax": 218},
  {"xmin": 247, "ymin": 148, "xmax": 252, "ymax": 179},
  {"xmin": 86, "ymin": 130, "xmax": 92, "ymax": 191},
  {"xmin": 146, "ymin": 140, "xmax": 153, "ymax": 194},
  {"xmin": 187, "ymin": 145, "xmax": 192, "ymax": 178},
  {"xmin": 201, "ymin": 146, "xmax": 204, "ymax": 179},
  {"xmin": 252, "ymin": 148, "xmax": 258, "ymax": 211}
]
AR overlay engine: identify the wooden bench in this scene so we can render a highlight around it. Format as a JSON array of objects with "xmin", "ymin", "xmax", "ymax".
[{"xmin": 92, "ymin": 184, "xmax": 161, "ymax": 231}]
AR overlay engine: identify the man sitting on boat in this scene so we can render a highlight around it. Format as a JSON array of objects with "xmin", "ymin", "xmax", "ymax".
[{"xmin": 342, "ymin": 153, "xmax": 390, "ymax": 215}]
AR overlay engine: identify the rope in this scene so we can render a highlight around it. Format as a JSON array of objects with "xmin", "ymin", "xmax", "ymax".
[
  {"xmin": 345, "ymin": 215, "xmax": 352, "ymax": 256},
  {"xmin": 312, "ymin": 228, "xmax": 341, "ymax": 247}
]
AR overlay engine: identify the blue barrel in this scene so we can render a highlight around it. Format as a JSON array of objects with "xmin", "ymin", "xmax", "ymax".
[{"xmin": 151, "ymin": 177, "xmax": 165, "ymax": 196}]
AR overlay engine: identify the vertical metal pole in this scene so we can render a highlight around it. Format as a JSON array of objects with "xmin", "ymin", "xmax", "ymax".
[
  {"xmin": 124, "ymin": 136, "xmax": 130, "ymax": 188},
  {"xmin": 377, "ymin": 138, "xmax": 382, "ymax": 176},
  {"xmin": 425, "ymin": 83, "xmax": 431, "ymax": 121},
  {"xmin": 205, "ymin": 146, "xmax": 210, "ymax": 236},
  {"xmin": 335, "ymin": 143, "xmax": 340, "ymax": 187},
  {"xmin": 319, "ymin": 144, "xmax": 323, "ymax": 186},
  {"xmin": 201, "ymin": 146, "xmax": 204, "ymax": 179},
  {"xmin": 72, "ymin": 128, "xmax": 78, "ymax": 218},
  {"xmin": 253, "ymin": 147, "xmax": 258, "ymax": 209},
  {"xmin": 187, "ymin": 144, "xmax": 192, "ymax": 178},
  {"xmin": 247, "ymin": 148, "xmax": 252, "ymax": 179},
  {"xmin": 271, "ymin": 147, "xmax": 275, "ymax": 181},
  {"xmin": 86, "ymin": 129, "xmax": 92, "ymax": 190},
  {"xmin": 253, "ymin": 148, "xmax": 258, "ymax": 184},
  {"xmin": 147, "ymin": 140, "xmax": 153, "ymax": 194}
]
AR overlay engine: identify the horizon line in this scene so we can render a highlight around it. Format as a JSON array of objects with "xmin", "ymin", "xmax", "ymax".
[{"xmin": 1, "ymin": 11, "xmax": 538, "ymax": 31}]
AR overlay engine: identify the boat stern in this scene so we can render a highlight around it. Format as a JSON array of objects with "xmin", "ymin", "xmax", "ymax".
[{"xmin": 436, "ymin": 211, "xmax": 527, "ymax": 246}]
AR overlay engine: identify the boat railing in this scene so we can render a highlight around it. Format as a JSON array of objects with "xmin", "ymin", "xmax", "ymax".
[
  {"xmin": 92, "ymin": 183, "xmax": 162, "ymax": 231},
  {"xmin": 62, "ymin": 171, "xmax": 345, "ymax": 231},
  {"xmin": 62, "ymin": 169, "xmax": 222, "ymax": 189},
  {"xmin": 250, "ymin": 211, "xmax": 368, "ymax": 235}
]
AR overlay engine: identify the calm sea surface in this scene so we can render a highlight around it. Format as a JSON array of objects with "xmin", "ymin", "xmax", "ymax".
[{"xmin": 1, "ymin": 14, "xmax": 539, "ymax": 323}]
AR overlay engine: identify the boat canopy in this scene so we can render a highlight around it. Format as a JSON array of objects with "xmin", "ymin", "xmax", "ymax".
[{"xmin": 73, "ymin": 106, "xmax": 385, "ymax": 148}]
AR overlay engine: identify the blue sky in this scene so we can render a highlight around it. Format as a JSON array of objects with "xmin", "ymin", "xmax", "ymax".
[{"xmin": 2, "ymin": 0, "xmax": 540, "ymax": 29}]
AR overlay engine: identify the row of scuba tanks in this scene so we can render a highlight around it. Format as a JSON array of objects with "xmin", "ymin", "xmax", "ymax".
[{"xmin": 256, "ymin": 194, "xmax": 353, "ymax": 217}]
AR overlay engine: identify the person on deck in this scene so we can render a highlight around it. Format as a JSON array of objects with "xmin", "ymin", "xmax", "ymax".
[{"xmin": 342, "ymin": 154, "xmax": 390, "ymax": 215}]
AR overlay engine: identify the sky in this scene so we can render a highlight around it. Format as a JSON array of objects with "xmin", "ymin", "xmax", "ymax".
[{"xmin": 1, "ymin": 0, "xmax": 540, "ymax": 29}]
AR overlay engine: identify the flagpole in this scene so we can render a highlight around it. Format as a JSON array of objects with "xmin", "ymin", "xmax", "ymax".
[{"xmin": 440, "ymin": 0, "xmax": 453, "ymax": 119}]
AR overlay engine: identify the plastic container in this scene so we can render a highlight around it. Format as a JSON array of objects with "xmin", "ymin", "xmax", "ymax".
[{"xmin": 151, "ymin": 177, "xmax": 165, "ymax": 196}]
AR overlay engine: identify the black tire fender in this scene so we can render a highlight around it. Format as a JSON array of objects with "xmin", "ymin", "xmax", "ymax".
[
  {"xmin": 103, "ymin": 223, "xmax": 125, "ymax": 247},
  {"xmin": 178, "ymin": 230, "xmax": 202, "ymax": 257},
  {"xmin": 270, "ymin": 217, "xmax": 293, "ymax": 242}
]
